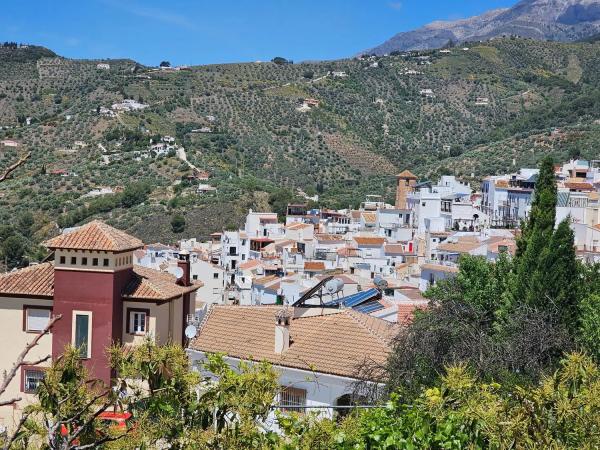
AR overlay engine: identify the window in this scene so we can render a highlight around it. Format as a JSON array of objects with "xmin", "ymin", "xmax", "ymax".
[
  {"xmin": 103, "ymin": 258, "xmax": 109, "ymax": 267},
  {"xmin": 81, "ymin": 257, "xmax": 88, "ymax": 265},
  {"xmin": 279, "ymin": 386, "xmax": 307, "ymax": 412},
  {"xmin": 72, "ymin": 312, "xmax": 92, "ymax": 359},
  {"xmin": 241, "ymin": 254, "xmax": 246, "ymax": 261},
  {"xmin": 213, "ymin": 273, "xmax": 219, "ymax": 279},
  {"xmin": 23, "ymin": 368, "xmax": 45, "ymax": 393},
  {"xmin": 71, "ymin": 256, "xmax": 77, "ymax": 265},
  {"xmin": 92, "ymin": 258, "xmax": 98, "ymax": 266},
  {"xmin": 127, "ymin": 309, "xmax": 149, "ymax": 335},
  {"xmin": 59, "ymin": 256, "xmax": 65, "ymax": 264},
  {"xmin": 193, "ymin": 275, "xmax": 198, "ymax": 280},
  {"xmin": 24, "ymin": 307, "xmax": 51, "ymax": 333}
]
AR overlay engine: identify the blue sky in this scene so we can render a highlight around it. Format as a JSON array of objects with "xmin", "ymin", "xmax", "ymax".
[{"xmin": 1, "ymin": 0, "xmax": 516, "ymax": 66}]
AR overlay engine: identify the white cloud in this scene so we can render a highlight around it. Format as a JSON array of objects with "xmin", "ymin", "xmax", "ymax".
[{"xmin": 388, "ymin": 1, "xmax": 402, "ymax": 10}]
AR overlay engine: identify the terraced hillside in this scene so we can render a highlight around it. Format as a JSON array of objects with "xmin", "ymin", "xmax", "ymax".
[{"xmin": 1, "ymin": 38, "xmax": 600, "ymax": 257}]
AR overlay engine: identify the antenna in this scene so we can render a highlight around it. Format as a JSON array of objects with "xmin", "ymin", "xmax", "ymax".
[
  {"xmin": 173, "ymin": 267, "xmax": 184, "ymax": 279},
  {"xmin": 185, "ymin": 324, "xmax": 197, "ymax": 339}
]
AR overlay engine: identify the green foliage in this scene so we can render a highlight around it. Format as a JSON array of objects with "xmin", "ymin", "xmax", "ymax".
[
  {"xmin": 170, "ymin": 213, "xmax": 186, "ymax": 233},
  {"xmin": 578, "ymin": 294, "xmax": 600, "ymax": 361},
  {"xmin": 1, "ymin": 234, "xmax": 26, "ymax": 268},
  {"xmin": 120, "ymin": 182, "xmax": 151, "ymax": 208},
  {"xmin": 354, "ymin": 353, "xmax": 600, "ymax": 449}
]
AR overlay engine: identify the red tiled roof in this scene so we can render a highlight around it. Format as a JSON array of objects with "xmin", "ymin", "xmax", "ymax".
[
  {"xmin": 238, "ymin": 259, "xmax": 263, "ymax": 271},
  {"xmin": 564, "ymin": 182, "xmax": 594, "ymax": 191},
  {"xmin": 122, "ymin": 266, "xmax": 201, "ymax": 301},
  {"xmin": 397, "ymin": 303, "xmax": 427, "ymax": 325},
  {"xmin": 0, "ymin": 262, "xmax": 200, "ymax": 302},
  {"xmin": 397, "ymin": 170, "xmax": 417, "ymax": 179},
  {"xmin": 190, "ymin": 306, "xmax": 398, "ymax": 379},
  {"xmin": 316, "ymin": 234, "xmax": 345, "ymax": 242},
  {"xmin": 354, "ymin": 236, "xmax": 386, "ymax": 246},
  {"xmin": 0, "ymin": 262, "xmax": 54, "ymax": 298},
  {"xmin": 421, "ymin": 263, "xmax": 459, "ymax": 274},
  {"xmin": 46, "ymin": 221, "xmax": 143, "ymax": 252},
  {"xmin": 304, "ymin": 261, "xmax": 326, "ymax": 271}
]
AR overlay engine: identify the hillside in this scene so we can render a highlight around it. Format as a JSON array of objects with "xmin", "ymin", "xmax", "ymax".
[
  {"xmin": 367, "ymin": 0, "xmax": 600, "ymax": 54},
  {"xmin": 2, "ymin": 38, "xmax": 600, "ymax": 253}
]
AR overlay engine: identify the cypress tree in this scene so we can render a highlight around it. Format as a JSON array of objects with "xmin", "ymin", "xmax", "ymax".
[
  {"xmin": 536, "ymin": 218, "xmax": 579, "ymax": 328},
  {"xmin": 514, "ymin": 156, "xmax": 557, "ymax": 303},
  {"xmin": 516, "ymin": 156, "xmax": 556, "ymax": 258}
]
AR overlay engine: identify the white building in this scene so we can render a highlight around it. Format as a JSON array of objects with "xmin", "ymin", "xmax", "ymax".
[{"xmin": 187, "ymin": 306, "xmax": 396, "ymax": 427}]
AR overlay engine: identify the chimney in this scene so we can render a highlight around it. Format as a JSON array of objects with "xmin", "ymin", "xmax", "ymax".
[
  {"xmin": 177, "ymin": 250, "xmax": 191, "ymax": 287},
  {"xmin": 274, "ymin": 309, "xmax": 292, "ymax": 354}
]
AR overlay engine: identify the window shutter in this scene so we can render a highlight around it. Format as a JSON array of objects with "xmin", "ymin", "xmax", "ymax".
[{"xmin": 27, "ymin": 309, "xmax": 50, "ymax": 331}]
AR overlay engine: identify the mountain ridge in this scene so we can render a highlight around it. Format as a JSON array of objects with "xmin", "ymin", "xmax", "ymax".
[{"xmin": 366, "ymin": 0, "xmax": 600, "ymax": 55}]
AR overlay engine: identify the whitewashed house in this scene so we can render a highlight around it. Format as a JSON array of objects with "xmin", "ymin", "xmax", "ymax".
[{"xmin": 187, "ymin": 306, "xmax": 396, "ymax": 428}]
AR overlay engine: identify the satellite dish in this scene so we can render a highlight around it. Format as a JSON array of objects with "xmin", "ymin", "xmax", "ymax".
[
  {"xmin": 173, "ymin": 267, "xmax": 184, "ymax": 279},
  {"xmin": 373, "ymin": 276, "xmax": 388, "ymax": 290},
  {"xmin": 185, "ymin": 325, "xmax": 197, "ymax": 339}
]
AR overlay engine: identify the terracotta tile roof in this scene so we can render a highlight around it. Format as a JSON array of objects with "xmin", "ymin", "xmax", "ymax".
[
  {"xmin": 0, "ymin": 262, "xmax": 54, "ymax": 298},
  {"xmin": 397, "ymin": 303, "xmax": 427, "ymax": 325},
  {"xmin": 190, "ymin": 306, "xmax": 398, "ymax": 379},
  {"xmin": 337, "ymin": 247, "xmax": 360, "ymax": 257},
  {"xmin": 316, "ymin": 234, "xmax": 345, "ymax": 242},
  {"xmin": 361, "ymin": 212, "xmax": 376, "ymax": 223},
  {"xmin": 46, "ymin": 221, "xmax": 143, "ymax": 252},
  {"xmin": 286, "ymin": 223, "xmax": 313, "ymax": 230},
  {"xmin": 487, "ymin": 238, "xmax": 517, "ymax": 255},
  {"xmin": 421, "ymin": 263, "xmax": 459, "ymax": 274},
  {"xmin": 122, "ymin": 265, "xmax": 201, "ymax": 301},
  {"xmin": 384, "ymin": 244, "xmax": 409, "ymax": 255},
  {"xmin": 564, "ymin": 182, "xmax": 594, "ymax": 191},
  {"xmin": 395, "ymin": 288, "xmax": 427, "ymax": 302},
  {"xmin": 0, "ymin": 262, "xmax": 199, "ymax": 302},
  {"xmin": 354, "ymin": 236, "xmax": 386, "ymax": 246},
  {"xmin": 238, "ymin": 259, "xmax": 263, "ymax": 271},
  {"xmin": 253, "ymin": 275, "xmax": 280, "ymax": 287},
  {"xmin": 304, "ymin": 261, "xmax": 326, "ymax": 271},
  {"xmin": 397, "ymin": 170, "xmax": 417, "ymax": 179},
  {"xmin": 436, "ymin": 239, "xmax": 483, "ymax": 253}
]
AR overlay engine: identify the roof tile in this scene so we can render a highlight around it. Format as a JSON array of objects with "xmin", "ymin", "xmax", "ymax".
[
  {"xmin": 46, "ymin": 221, "xmax": 143, "ymax": 252},
  {"xmin": 190, "ymin": 306, "xmax": 398, "ymax": 379}
]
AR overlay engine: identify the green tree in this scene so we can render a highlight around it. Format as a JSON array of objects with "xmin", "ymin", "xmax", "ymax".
[
  {"xmin": 1, "ymin": 235, "xmax": 26, "ymax": 268},
  {"xmin": 120, "ymin": 182, "xmax": 150, "ymax": 208},
  {"xmin": 529, "ymin": 218, "xmax": 580, "ymax": 328},
  {"xmin": 578, "ymin": 294, "xmax": 600, "ymax": 362},
  {"xmin": 17, "ymin": 211, "xmax": 35, "ymax": 238},
  {"xmin": 170, "ymin": 213, "xmax": 186, "ymax": 233},
  {"xmin": 514, "ymin": 156, "xmax": 559, "ymax": 306}
]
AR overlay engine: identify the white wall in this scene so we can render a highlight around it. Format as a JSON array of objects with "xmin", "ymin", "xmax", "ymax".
[{"xmin": 187, "ymin": 352, "xmax": 374, "ymax": 431}]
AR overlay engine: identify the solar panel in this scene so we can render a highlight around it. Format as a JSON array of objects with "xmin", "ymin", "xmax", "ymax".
[
  {"xmin": 354, "ymin": 301, "xmax": 385, "ymax": 314},
  {"xmin": 341, "ymin": 288, "xmax": 380, "ymax": 308},
  {"xmin": 323, "ymin": 288, "xmax": 380, "ymax": 308}
]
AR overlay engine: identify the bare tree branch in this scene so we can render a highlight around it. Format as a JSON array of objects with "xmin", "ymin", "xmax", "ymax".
[
  {"xmin": 0, "ymin": 152, "xmax": 31, "ymax": 183},
  {"xmin": 0, "ymin": 397, "xmax": 21, "ymax": 407},
  {"xmin": 0, "ymin": 315, "xmax": 61, "ymax": 399},
  {"xmin": 2, "ymin": 410, "xmax": 31, "ymax": 450},
  {"xmin": 0, "ymin": 315, "xmax": 61, "ymax": 450}
]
